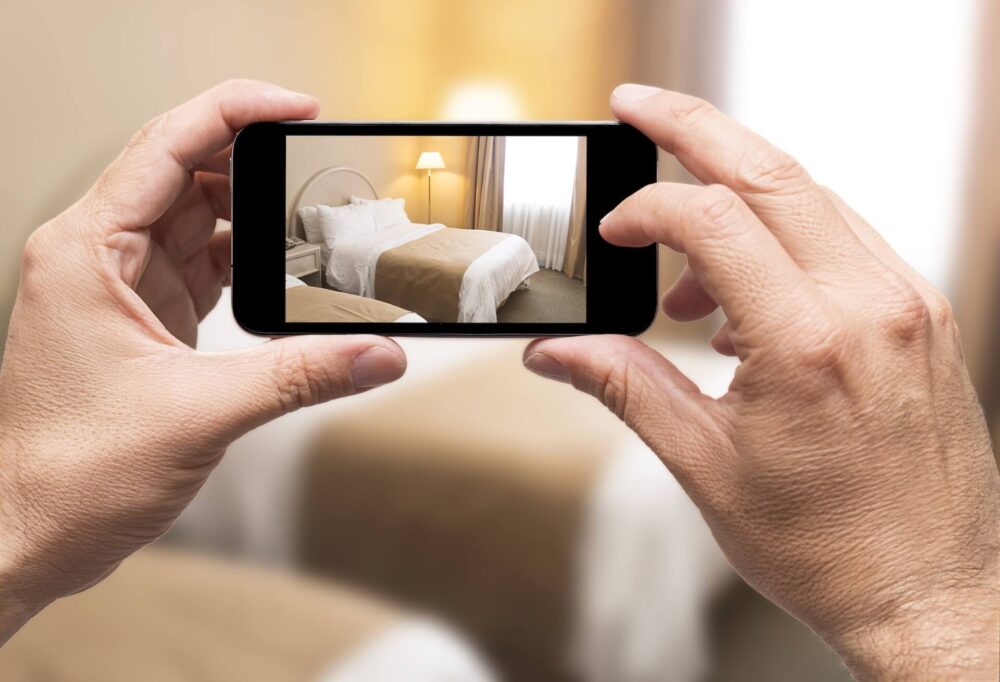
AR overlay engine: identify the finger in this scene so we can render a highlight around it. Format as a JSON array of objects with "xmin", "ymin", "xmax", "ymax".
[
  {"xmin": 711, "ymin": 321, "xmax": 737, "ymax": 356},
  {"xmin": 199, "ymin": 335, "xmax": 407, "ymax": 444},
  {"xmin": 195, "ymin": 145, "xmax": 233, "ymax": 175},
  {"xmin": 523, "ymin": 335, "xmax": 728, "ymax": 498},
  {"xmin": 87, "ymin": 79, "xmax": 318, "ymax": 234},
  {"xmin": 135, "ymin": 241, "xmax": 199, "ymax": 346},
  {"xmin": 601, "ymin": 182, "xmax": 822, "ymax": 338},
  {"xmin": 822, "ymin": 187, "xmax": 934, "ymax": 296},
  {"xmin": 181, "ymin": 230, "xmax": 231, "ymax": 322},
  {"xmin": 154, "ymin": 172, "xmax": 231, "ymax": 265},
  {"xmin": 662, "ymin": 263, "xmax": 718, "ymax": 321},
  {"xmin": 610, "ymin": 85, "xmax": 879, "ymax": 280}
]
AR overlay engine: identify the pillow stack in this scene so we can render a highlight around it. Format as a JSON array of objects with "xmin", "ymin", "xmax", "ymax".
[
  {"xmin": 351, "ymin": 196, "xmax": 409, "ymax": 230},
  {"xmin": 296, "ymin": 197, "xmax": 410, "ymax": 251}
]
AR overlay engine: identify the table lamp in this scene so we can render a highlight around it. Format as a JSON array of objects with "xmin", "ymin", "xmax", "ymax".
[{"xmin": 415, "ymin": 151, "xmax": 446, "ymax": 223}]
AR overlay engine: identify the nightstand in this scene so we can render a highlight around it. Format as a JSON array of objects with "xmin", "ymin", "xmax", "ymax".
[{"xmin": 285, "ymin": 242, "xmax": 322, "ymax": 287}]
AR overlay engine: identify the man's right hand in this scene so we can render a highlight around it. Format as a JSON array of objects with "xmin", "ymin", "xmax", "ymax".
[{"xmin": 524, "ymin": 84, "xmax": 1000, "ymax": 680}]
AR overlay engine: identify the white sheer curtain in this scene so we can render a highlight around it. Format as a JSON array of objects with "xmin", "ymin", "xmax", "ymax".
[{"xmin": 502, "ymin": 136, "xmax": 578, "ymax": 270}]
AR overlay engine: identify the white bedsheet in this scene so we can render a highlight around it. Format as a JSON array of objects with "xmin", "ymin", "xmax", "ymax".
[
  {"xmin": 325, "ymin": 222, "xmax": 538, "ymax": 323},
  {"xmin": 319, "ymin": 618, "xmax": 496, "ymax": 682}
]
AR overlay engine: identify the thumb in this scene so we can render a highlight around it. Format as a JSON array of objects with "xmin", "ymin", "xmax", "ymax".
[
  {"xmin": 195, "ymin": 334, "xmax": 406, "ymax": 441},
  {"xmin": 523, "ymin": 335, "xmax": 727, "ymax": 496}
]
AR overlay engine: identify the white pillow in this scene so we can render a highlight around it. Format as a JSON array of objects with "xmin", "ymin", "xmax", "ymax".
[
  {"xmin": 315, "ymin": 203, "xmax": 378, "ymax": 250},
  {"xmin": 297, "ymin": 205, "xmax": 324, "ymax": 244},
  {"xmin": 351, "ymin": 196, "xmax": 410, "ymax": 229},
  {"xmin": 285, "ymin": 274, "xmax": 307, "ymax": 289}
]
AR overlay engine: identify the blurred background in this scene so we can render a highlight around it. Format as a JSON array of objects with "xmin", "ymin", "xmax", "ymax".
[{"xmin": 1, "ymin": 0, "xmax": 997, "ymax": 680}]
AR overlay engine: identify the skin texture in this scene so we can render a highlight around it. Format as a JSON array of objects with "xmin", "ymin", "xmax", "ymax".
[
  {"xmin": 0, "ymin": 80, "xmax": 407, "ymax": 643},
  {"xmin": 525, "ymin": 84, "xmax": 1000, "ymax": 680}
]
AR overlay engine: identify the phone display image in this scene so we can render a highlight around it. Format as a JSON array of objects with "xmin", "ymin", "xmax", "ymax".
[
  {"xmin": 232, "ymin": 122, "xmax": 656, "ymax": 336},
  {"xmin": 284, "ymin": 135, "xmax": 587, "ymax": 324}
]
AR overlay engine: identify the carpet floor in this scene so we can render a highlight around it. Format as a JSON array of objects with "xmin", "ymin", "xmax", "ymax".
[{"xmin": 498, "ymin": 269, "xmax": 586, "ymax": 323}]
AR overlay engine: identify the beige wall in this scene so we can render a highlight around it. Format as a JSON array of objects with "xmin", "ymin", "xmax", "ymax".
[
  {"xmin": 0, "ymin": 0, "xmax": 630, "ymax": 345},
  {"xmin": 286, "ymin": 135, "xmax": 472, "ymax": 231}
]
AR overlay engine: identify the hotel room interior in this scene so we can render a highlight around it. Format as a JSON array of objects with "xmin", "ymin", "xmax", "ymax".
[
  {"xmin": 283, "ymin": 134, "xmax": 586, "ymax": 324},
  {"xmin": 1, "ymin": 1, "xmax": 997, "ymax": 680}
]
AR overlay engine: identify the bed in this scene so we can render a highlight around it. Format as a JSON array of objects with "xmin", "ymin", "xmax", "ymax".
[
  {"xmin": 0, "ymin": 547, "xmax": 495, "ymax": 682},
  {"xmin": 288, "ymin": 167, "xmax": 539, "ymax": 322},
  {"xmin": 285, "ymin": 274, "xmax": 425, "ymax": 323},
  {"xmin": 185, "ymin": 297, "xmax": 740, "ymax": 681}
]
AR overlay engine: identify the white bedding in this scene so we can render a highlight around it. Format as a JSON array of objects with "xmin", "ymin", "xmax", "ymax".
[{"xmin": 325, "ymin": 222, "xmax": 539, "ymax": 323}]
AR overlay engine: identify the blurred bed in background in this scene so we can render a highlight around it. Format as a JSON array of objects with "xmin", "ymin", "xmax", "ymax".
[{"xmin": 0, "ymin": 0, "xmax": 996, "ymax": 680}]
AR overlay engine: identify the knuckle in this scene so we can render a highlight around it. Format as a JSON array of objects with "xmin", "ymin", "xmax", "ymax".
[
  {"xmin": 880, "ymin": 285, "xmax": 932, "ymax": 345},
  {"xmin": 666, "ymin": 95, "xmax": 717, "ymax": 130},
  {"xmin": 695, "ymin": 185, "xmax": 743, "ymax": 225},
  {"xmin": 788, "ymin": 317, "xmax": 852, "ymax": 377},
  {"xmin": 21, "ymin": 227, "xmax": 51, "ymax": 274},
  {"xmin": 127, "ymin": 114, "xmax": 166, "ymax": 151},
  {"xmin": 596, "ymin": 360, "xmax": 633, "ymax": 422},
  {"xmin": 926, "ymin": 291, "xmax": 957, "ymax": 332},
  {"xmin": 733, "ymin": 143, "xmax": 810, "ymax": 195},
  {"xmin": 271, "ymin": 346, "xmax": 329, "ymax": 413},
  {"xmin": 633, "ymin": 182, "xmax": 677, "ymax": 220}
]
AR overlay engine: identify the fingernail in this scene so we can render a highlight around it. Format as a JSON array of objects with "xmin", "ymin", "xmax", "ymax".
[
  {"xmin": 524, "ymin": 351, "xmax": 569, "ymax": 383},
  {"xmin": 351, "ymin": 347, "xmax": 405, "ymax": 389},
  {"xmin": 613, "ymin": 83, "xmax": 663, "ymax": 103}
]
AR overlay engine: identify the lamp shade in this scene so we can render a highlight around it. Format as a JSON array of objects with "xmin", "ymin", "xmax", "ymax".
[{"xmin": 415, "ymin": 151, "xmax": 446, "ymax": 170}]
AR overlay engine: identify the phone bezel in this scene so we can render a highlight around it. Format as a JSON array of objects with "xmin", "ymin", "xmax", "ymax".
[{"xmin": 232, "ymin": 121, "xmax": 657, "ymax": 336}]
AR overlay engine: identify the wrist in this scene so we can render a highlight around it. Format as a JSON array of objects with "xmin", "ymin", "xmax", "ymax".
[
  {"xmin": 831, "ymin": 583, "xmax": 1000, "ymax": 680},
  {"xmin": 0, "ymin": 534, "xmax": 46, "ymax": 646},
  {"xmin": 0, "ymin": 443, "xmax": 48, "ymax": 645}
]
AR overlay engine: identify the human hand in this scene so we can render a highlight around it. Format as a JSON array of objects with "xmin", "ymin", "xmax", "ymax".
[
  {"xmin": 524, "ymin": 84, "xmax": 1000, "ymax": 679},
  {"xmin": 0, "ymin": 80, "xmax": 407, "ymax": 643}
]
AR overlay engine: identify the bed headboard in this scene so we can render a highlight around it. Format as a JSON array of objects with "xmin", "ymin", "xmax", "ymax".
[{"xmin": 287, "ymin": 167, "xmax": 379, "ymax": 238}]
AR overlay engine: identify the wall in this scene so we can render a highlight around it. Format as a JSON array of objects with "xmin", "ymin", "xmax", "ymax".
[
  {"xmin": 0, "ymin": 0, "xmax": 630, "ymax": 346},
  {"xmin": 286, "ymin": 135, "xmax": 472, "ymax": 231}
]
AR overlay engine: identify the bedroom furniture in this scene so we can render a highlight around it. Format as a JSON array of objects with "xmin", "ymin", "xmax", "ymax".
[
  {"xmin": 293, "ymin": 344, "xmax": 732, "ymax": 682},
  {"xmin": 289, "ymin": 165, "xmax": 539, "ymax": 322},
  {"xmin": 0, "ymin": 547, "xmax": 493, "ymax": 681},
  {"xmin": 415, "ymin": 151, "xmax": 446, "ymax": 223},
  {"xmin": 285, "ymin": 241, "xmax": 322, "ymax": 286},
  {"xmin": 285, "ymin": 277, "xmax": 425, "ymax": 323},
  {"xmin": 184, "ymin": 298, "xmax": 739, "ymax": 681}
]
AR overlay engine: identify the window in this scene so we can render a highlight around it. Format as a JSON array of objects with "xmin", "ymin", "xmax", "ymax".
[
  {"xmin": 726, "ymin": 0, "xmax": 976, "ymax": 292},
  {"xmin": 503, "ymin": 136, "xmax": 580, "ymax": 269}
]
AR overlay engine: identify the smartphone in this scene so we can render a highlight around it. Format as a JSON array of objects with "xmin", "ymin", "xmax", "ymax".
[{"xmin": 231, "ymin": 122, "xmax": 657, "ymax": 335}]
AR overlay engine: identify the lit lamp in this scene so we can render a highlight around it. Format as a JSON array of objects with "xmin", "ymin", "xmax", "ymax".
[{"xmin": 415, "ymin": 151, "xmax": 446, "ymax": 223}]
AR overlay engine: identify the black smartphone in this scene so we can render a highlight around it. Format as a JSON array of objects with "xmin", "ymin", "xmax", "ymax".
[{"xmin": 231, "ymin": 122, "xmax": 657, "ymax": 335}]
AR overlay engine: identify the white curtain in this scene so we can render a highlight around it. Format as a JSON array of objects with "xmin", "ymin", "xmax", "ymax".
[{"xmin": 502, "ymin": 136, "xmax": 578, "ymax": 270}]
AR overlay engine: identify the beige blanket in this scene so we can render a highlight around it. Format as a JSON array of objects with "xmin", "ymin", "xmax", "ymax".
[
  {"xmin": 287, "ymin": 286, "xmax": 411, "ymax": 323},
  {"xmin": 0, "ymin": 548, "xmax": 400, "ymax": 681},
  {"xmin": 374, "ymin": 228, "xmax": 509, "ymax": 322},
  {"xmin": 297, "ymin": 346, "xmax": 623, "ymax": 680}
]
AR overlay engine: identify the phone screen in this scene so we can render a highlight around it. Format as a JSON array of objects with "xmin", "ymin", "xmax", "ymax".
[{"xmin": 232, "ymin": 122, "xmax": 656, "ymax": 336}]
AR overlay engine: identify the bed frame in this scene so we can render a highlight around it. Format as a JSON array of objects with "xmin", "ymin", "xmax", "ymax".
[{"xmin": 287, "ymin": 166, "xmax": 379, "ymax": 238}]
